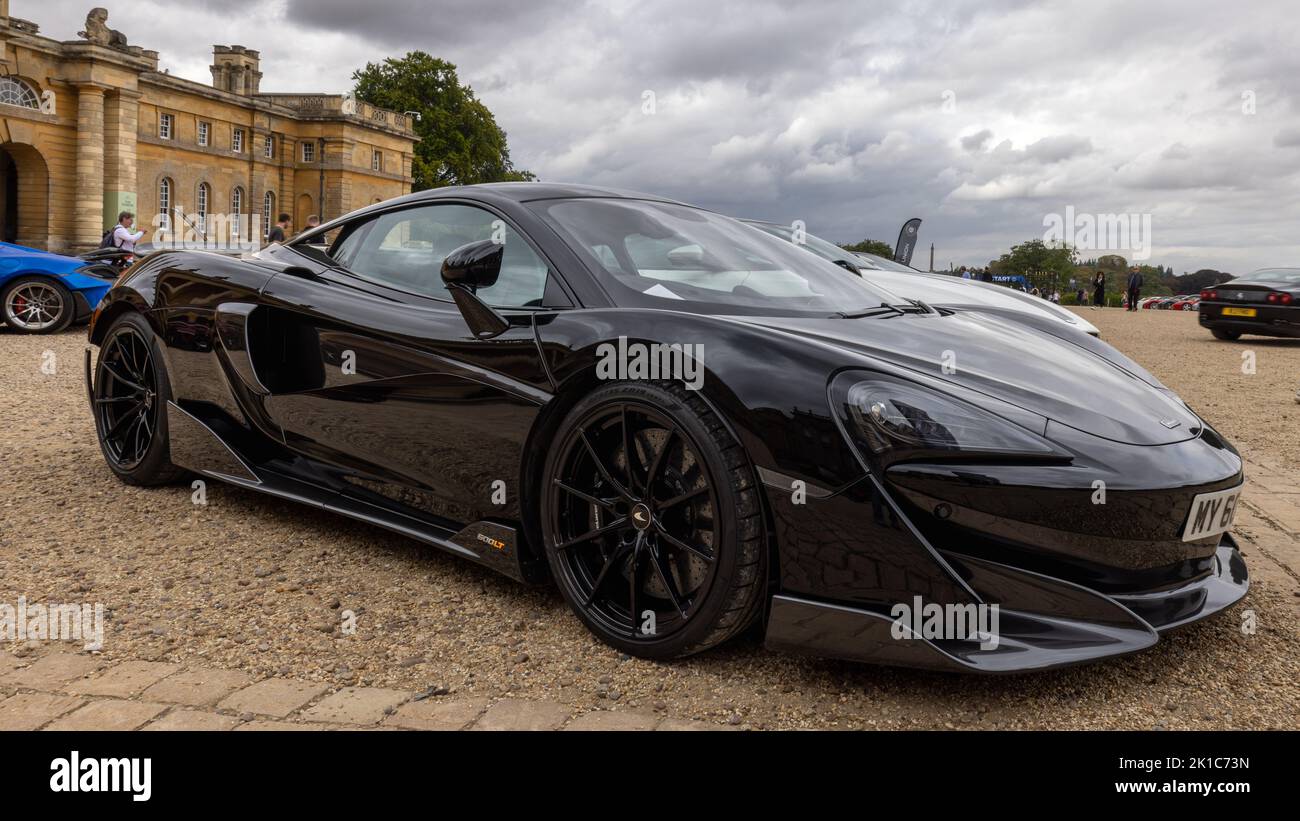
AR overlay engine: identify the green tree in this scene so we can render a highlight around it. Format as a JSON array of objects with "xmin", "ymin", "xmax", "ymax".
[
  {"xmin": 839, "ymin": 239, "xmax": 895, "ymax": 257},
  {"xmin": 996, "ymin": 239, "xmax": 1078, "ymax": 291},
  {"xmin": 352, "ymin": 51, "xmax": 534, "ymax": 190}
]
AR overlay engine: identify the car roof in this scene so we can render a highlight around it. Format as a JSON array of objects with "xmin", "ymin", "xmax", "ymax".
[
  {"xmin": 381, "ymin": 182, "xmax": 688, "ymax": 207},
  {"xmin": 301, "ymin": 182, "xmax": 694, "ymax": 241}
]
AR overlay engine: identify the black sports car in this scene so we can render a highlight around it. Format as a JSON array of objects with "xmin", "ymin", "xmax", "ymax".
[
  {"xmin": 1199, "ymin": 268, "xmax": 1300, "ymax": 340},
  {"xmin": 85, "ymin": 183, "xmax": 1247, "ymax": 672}
]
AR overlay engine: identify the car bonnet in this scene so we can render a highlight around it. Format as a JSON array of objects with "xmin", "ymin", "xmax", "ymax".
[{"xmin": 733, "ymin": 309, "xmax": 1201, "ymax": 446}]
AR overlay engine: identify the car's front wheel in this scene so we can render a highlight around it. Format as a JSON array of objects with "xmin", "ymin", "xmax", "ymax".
[
  {"xmin": 542, "ymin": 382, "xmax": 766, "ymax": 659},
  {"xmin": 1, "ymin": 277, "xmax": 74, "ymax": 334}
]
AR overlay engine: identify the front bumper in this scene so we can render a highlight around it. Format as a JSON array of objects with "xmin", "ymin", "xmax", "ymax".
[
  {"xmin": 759, "ymin": 411, "xmax": 1248, "ymax": 672},
  {"xmin": 765, "ymin": 536, "xmax": 1247, "ymax": 673}
]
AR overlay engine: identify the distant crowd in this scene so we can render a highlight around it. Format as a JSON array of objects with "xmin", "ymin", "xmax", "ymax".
[{"xmin": 949, "ymin": 266, "xmax": 1147, "ymax": 310}]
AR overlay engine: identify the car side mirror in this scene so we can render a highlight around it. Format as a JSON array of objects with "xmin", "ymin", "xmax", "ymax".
[
  {"xmin": 442, "ymin": 239, "xmax": 503, "ymax": 291},
  {"xmin": 441, "ymin": 240, "xmax": 509, "ymax": 339}
]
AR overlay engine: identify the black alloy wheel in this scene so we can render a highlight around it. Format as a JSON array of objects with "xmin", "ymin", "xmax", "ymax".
[
  {"xmin": 543, "ymin": 382, "xmax": 765, "ymax": 659},
  {"xmin": 92, "ymin": 313, "xmax": 186, "ymax": 485}
]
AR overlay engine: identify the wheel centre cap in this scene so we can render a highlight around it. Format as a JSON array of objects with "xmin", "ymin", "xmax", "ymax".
[{"xmin": 631, "ymin": 503, "xmax": 652, "ymax": 531}]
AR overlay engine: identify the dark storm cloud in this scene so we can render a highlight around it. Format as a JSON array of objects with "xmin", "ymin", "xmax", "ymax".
[
  {"xmin": 961, "ymin": 129, "xmax": 994, "ymax": 152},
  {"xmin": 282, "ymin": 0, "xmax": 571, "ymax": 50},
  {"xmin": 19, "ymin": 0, "xmax": 1300, "ymax": 271}
]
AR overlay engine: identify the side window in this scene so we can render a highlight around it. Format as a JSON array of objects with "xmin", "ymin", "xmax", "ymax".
[{"xmin": 333, "ymin": 204, "xmax": 553, "ymax": 307}]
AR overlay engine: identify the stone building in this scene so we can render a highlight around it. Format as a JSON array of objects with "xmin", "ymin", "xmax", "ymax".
[{"xmin": 0, "ymin": 3, "xmax": 417, "ymax": 252}]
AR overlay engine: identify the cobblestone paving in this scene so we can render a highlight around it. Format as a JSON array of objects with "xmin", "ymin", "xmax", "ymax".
[{"xmin": 0, "ymin": 650, "xmax": 724, "ymax": 731}]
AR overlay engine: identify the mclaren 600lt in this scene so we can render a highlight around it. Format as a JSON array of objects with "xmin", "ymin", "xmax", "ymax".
[{"xmin": 86, "ymin": 184, "xmax": 1247, "ymax": 672}]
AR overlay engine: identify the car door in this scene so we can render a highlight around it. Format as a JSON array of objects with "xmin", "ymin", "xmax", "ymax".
[{"xmin": 246, "ymin": 201, "xmax": 567, "ymax": 529}]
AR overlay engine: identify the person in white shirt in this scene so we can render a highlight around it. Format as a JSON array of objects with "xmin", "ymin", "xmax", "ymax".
[{"xmin": 111, "ymin": 211, "xmax": 145, "ymax": 253}]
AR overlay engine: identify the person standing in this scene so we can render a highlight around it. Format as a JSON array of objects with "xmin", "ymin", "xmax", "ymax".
[
  {"xmin": 111, "ymin": 211, "xmax": 145, "ymax": 254},
  {"xmin": 267, "ymin": 213, "xmax": 291, "ymax": 244},
  {"xmin": 1126, "ymin": 269, "xmax": 1143, "ymax": 312},
  {"xmin": 303, "ymin": 214, "xmax": 321, "ymax": 231},
  {"xmin": 1092, "ymin": 270, "xmax": 1105, "ymax": 309}
]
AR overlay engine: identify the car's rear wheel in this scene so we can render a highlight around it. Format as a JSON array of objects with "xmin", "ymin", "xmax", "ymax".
[
  {"xmin": 542, "ymin": 382, "xmax": 766, "ymax": 659},
  {"xmin": 1211, "ymin": 329, "xmax": 1241, "ymax": 341},
  {"xmin": 92, "ymin": 312, "xmax": 187, "ymax": 486},
  {"xmin": 1, "ymin": 277, "xmax": 74, "ymax": 334}
]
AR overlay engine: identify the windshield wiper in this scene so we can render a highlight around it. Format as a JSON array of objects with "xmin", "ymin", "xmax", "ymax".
[
  {"xmin": 897, "ymin": 298, "xmax": 935, "ymax": 314},
  {"xmin": 836, "ymin": 303, "xmax": 902, "ymax": 319},
  {"xmin": 836, "ymin": 299, "xmax": 936, "ymax": 319}
]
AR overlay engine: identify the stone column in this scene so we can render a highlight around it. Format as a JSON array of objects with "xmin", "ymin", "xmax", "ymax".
[
  {"xmin": 74, "ymin": 84, "xmax": 107, "ymax": 249},
  {"xmin": 103, "ymin": 89, "xmax": 140, "ymax": 232}
]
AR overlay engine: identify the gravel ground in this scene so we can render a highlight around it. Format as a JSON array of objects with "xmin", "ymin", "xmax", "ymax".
[{"xmin": 1, "ymin": 307, "xmax": 1297, "ymax": 730}]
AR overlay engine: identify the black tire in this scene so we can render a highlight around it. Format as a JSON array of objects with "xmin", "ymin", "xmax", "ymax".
[
  {"xmin": 542, "ymin": 381, "xmax": 766, "ymax": 660},
  {"xmin": 92, "ymin": 311, "xmax": 188, "ymax": 486},
  {"xmin": 1211, "ymin": 329, "xmax": 1241, "ymax": 341},
  {"xmin": 1, "ymin": 276, "xmax": 74, "ymax": 334}
]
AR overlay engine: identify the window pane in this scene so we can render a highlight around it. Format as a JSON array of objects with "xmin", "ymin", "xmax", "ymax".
[{"xmin": 339, "ymin": 204, "xmax": 550, "ymax": 307}]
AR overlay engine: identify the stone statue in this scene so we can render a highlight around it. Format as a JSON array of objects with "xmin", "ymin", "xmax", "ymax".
[{"xmin": 79, "ymin": 8, "xmax": 129, "ymax": 49}]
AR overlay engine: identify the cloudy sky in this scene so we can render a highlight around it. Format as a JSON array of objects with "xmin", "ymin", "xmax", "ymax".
[{"xmin": 23, "ymin": 0, "xmax": 1300, "ymax": 273}]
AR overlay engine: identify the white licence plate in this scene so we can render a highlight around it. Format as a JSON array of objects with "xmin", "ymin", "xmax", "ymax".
[{"xmin": 1182, "ymin": 486, "xmax": 1242, "ymax": 542}]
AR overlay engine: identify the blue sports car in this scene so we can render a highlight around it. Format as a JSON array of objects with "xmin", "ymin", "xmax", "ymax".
[{"xmin": 0, "ymin": 242, "xmax": 119, "ymax": 334}]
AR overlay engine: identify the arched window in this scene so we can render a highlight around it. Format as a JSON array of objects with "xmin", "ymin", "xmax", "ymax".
[
  {"xmin": 158, "ymin": 178, "xmax": 173, "ymax": 232},
  {"xmin": 0, "ymin": 78, "xmax": 40, "ymax": 109},
  {"xmin": 231, "ymin": 187, "xmax": 244, "ymax": 238},
  {"xmin": 262, "ymin": 191, "xmax": 275, "ymax": 240},
  {"xmin": 197, "ymin": 183, "xmax": 210, "ymax": 234}
]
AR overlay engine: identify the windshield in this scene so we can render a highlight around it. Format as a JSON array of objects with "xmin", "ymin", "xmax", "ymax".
[
  {"xmin": 1240, "ymin": 268, "xmax": 1300, "ymax": 284},
  {"xmin": 855, "ymin": 252, "xmax": 919, "ymax": 273},
  {"xmin": 743, "ymin": 221, "xmax": 862, "ymax": 269},
  {"xmin": 533, "ymin": 199, "xmax": 900, "ymax": 315}
]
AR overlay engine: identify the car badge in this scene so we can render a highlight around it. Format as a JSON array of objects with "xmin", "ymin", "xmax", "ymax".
[{"xmin": 1159, "ymin": 418, "xmax": 1181, "ymax": 429}]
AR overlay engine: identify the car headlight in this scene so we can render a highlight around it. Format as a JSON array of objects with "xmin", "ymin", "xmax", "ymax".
[{"xmin": 834, "ymin": 374, "xmax": 1060, "ymax": 460}]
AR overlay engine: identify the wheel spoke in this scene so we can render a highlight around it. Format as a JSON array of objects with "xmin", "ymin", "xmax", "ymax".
[
  {"xmin": 105, "ymin": 402, "xmax": 146, "ymax": 439},
  {"xmin": 648, "ymin": 543, "xmax": 689, "ymax": 618},
  {"xmin": 125, "ymin": 335, "xmax": 146, "ymax": 381},
  {"xmin": 627, "ymin": 535, "xmax": 644, "ymax": 639},
  {"xmin": 644, "ymin": 429, "xmax": 675, "ymax": 493},
  {"xmin": 621, "ymin": 405, "xmax": 640, "ymax": 496},
  {"xmin": 582, "ymin": 541, "xmax": 633, "ymax": 607},
  {"xmin": 101, "ymin": 361, "xmax": 147, "ymax": 393},
  {"xmin": 120, "ymin": 336, "xmax": 137, "ymax": 378},
  {"xmin": 555, "ymin": 516, "xmax": 629, "ymax": 550},
  {"xmin": 654, "ymin": 526, "xmax": 714, "ymax": 563},
  {"xmin": 131, "ymin": 414, "xmax": 146, "ymax": 461},
  {"xmin": 553, "ymin": 479, "xmax": 615, "ymax": 511},
  {"xmin": 658, "ymin": 485, "xmax": 708, "ymax": 510},
  {"xmin": 580, "ymin": 430, "xmax": 634, "ymax": 501}
]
